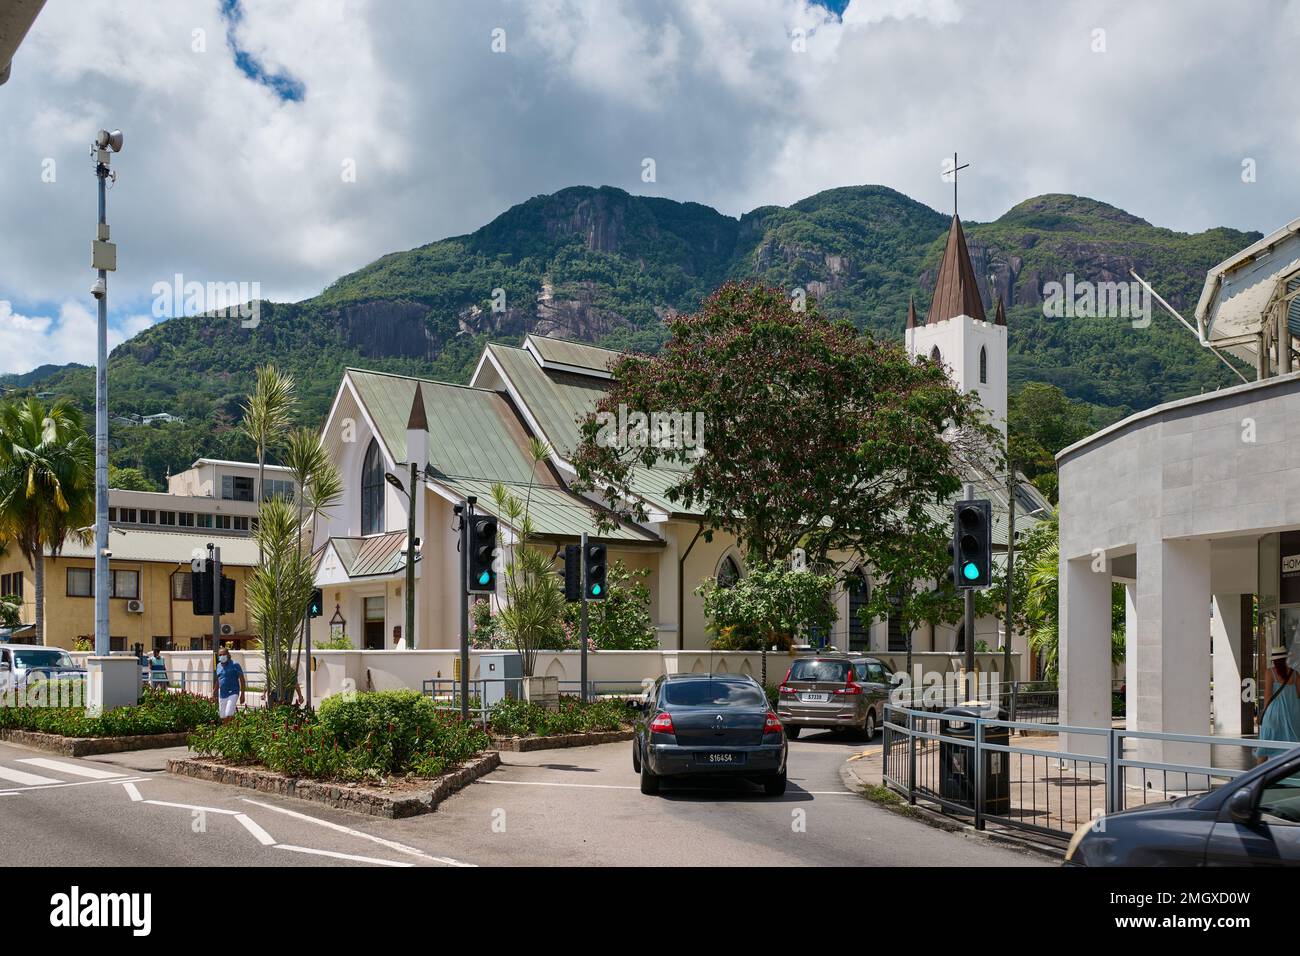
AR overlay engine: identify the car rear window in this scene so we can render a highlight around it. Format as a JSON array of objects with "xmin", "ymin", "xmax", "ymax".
[
  {"xmin": 788, "ymin": 659, "xmax": 851, "ymax": 683},
  {"xmin": 661, "ymin": 680, "xmax": 767, "ymax": 708}
]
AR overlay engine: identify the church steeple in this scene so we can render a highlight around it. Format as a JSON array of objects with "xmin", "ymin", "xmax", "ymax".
[
  {"xmin": 994, "ymin": 295, "xmax": 1006, "ymax": 327},
  {"xmin": 905, "ymin": 295, "xmax": 917, "ymax": 330},
  {"xmin": 926, "ymin": 214, "xmax": 986, "ymax": 325}
]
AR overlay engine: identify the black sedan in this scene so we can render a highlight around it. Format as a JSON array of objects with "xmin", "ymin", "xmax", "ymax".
[
  {"xmin": 630, "ymin": 674, "xmax": 788, "ymax": 796},
  {"xmin": 1066, "ymin": 745, "xmax": 1300, "ymax": 866}
]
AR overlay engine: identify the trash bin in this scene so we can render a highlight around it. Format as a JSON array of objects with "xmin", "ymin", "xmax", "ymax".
[{"xmin": 938, "ymin": 704, "xmax": 1010, "ymax": 815}]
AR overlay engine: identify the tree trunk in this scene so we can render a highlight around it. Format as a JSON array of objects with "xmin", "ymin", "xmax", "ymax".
[{"xmin": 33, "ymin": 557, "xmax": 44, "ymax": 646}]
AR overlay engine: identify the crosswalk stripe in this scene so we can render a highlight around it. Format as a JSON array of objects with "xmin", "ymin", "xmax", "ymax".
[
  {"xmin": 0, "ymin": 766, "xmax": 62, "ymax": 786},
  {"xmin": 16, "ymin": 757, "xmax": 125, "ymax": 780},
  {"xmin": 273, "ymin": 844, "xmax": 413, "ymax": 867}
]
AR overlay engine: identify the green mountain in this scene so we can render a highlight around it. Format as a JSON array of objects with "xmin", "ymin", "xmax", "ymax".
[{"xmin": 20, "ymin": 184, "xmax": 1259, "ymax": 486}]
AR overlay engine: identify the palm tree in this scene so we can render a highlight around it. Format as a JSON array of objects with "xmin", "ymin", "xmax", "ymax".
[
  {"xmin": 0, "ymin": 398, "xmax": 95, "ymax": 645},
  {"xmin": 240, "ymin": 365, "xmax": 296, "ymax": 561},
  {"xmin": 283, "ymin": 427, "xmax": 343, "ymax": 677},
  {"xmin": 246, "ymin": 497, "xmax": 315, "ymax": 704}
]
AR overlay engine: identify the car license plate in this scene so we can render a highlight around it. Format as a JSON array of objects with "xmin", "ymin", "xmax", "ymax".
[
  {"xmin": 696, "ymin": 752, "xmax": 745, "ymax": 765},
  {"xmin": 800, "ymin": 692, "xmax": 829, "ymax": 702}
]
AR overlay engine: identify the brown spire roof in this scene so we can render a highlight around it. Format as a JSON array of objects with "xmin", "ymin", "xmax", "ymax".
[
  {"xmin": 994, "ymin": 295, "xmax": 1006, "ymax": 326},
  {"xmin": 906, "ymin": 295, "xmax": 917, "ymax": 330},
  {"xmin": 406, "ymin": 382, "xmax": 429, "ymax": 431},
  {"xmin": 926, "ymin": 215, "xmax": 986, "ymax": 325}
]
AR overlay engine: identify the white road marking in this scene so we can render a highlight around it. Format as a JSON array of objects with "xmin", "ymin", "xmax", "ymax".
[
  {"xmin": 273, "ymin": 844, "xmax": 412, "ymax": 867},
  {"xmin": 478, "ymin": 779, "xmax": 638, "ymax": 791},
  {"xmin": 241, "ymin": 798, "xmax": 474, "ymax": 868},
  {"xmin": 0, "ymin": 765, "xmax": 61, "ymax": 786},
  {"xmin": 144, "ymin": 799, "xmax": 243, "ymax": 816},
  {"xmin": 122, "ymin": 781, "xmax": 143, "ymax": 802},
  {"xmin": 234, "ymin": 813, "xmax": 277, "ymax": 846},
  {"xmin": 0, "ymin": 775, "xmax": 146, "ymax": 795},
  {"xmin": 17, "ymin": 757, "xmax": 125, "ymax": 779}
]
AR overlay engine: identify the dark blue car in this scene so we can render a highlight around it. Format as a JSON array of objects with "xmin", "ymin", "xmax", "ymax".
[{"xmin": 631, "ymin": 674, "xmax": 788, "ymax": 796}]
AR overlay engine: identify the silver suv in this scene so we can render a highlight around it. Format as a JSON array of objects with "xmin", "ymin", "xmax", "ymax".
[
  {"xmin": 776, "ymin": 655, "xmax": 892, "ymax": 740},
  {"xmin": 0, "ymin": 644, "xmax": 85, "ymax": 693}
]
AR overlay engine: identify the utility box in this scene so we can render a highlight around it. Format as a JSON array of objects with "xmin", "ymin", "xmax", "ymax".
[
  {"xmin": 478, "ymin": 652, "xmax": 523, "ymax": 707},
  {"xmin": 85, "ymin": 656, "xmax": 141, "ymax": 717},
  {"xmin": 91, "ymin": 239, "xmax": 117, "ymax": 271}
]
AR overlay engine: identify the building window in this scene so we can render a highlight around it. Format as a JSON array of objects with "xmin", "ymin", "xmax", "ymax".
[
  {"xmin": 233, "ymin": 516, "xmax": 249, "ymax": 532},
  {"xmin": 196, "ymin": 513, "xmax": 213, "ymax": 529},
  {"xmin": 847, "ymin": 569, "xmax": 870, "ymax": 652},
  {"xmin": 120, "ymin": 508, "xmax": 137, "ymax": 523},
  {"xmin": 111, "ymin": 570, "xmax": 139, "ymax": 600},
  {"xmin": 159, "ymin": 511, "xmax": 176, "ymax": 526},
  {"xmin": 263, "ymin": 478, "xmax": 294, "ymax": 502},
  {"xmin": 930, "ymin": 345, "xmax": 942, "ymax": 364},
  {"xmin": 172, "ymin": 572, "xmax": 192, "ymax": 601},
  {"xmin": 108, "ymin": 507, "xmax": 117, "ymax": 521},
  {"xmin": 179, "ymin": 512, "xmax": 195, "ymax": 527},
  {"xmin": 716, "ymin": 554, "xmax": 741, "ymax": 589},
  {"xmin": 67, "ymin": 568, "xmax": 93, "ymax": 597},
  {"xmin": 109, "ymin": 636, "xmax": 126, "ymax": 652},
  {"xmin": 221, "ymin": 475, "xmax": 255, "ymax": 502},
  {"xmin": 0, "ymin": 571, "xmax": 22, "ymax": 598},
  {"xmin": 215, "ymin": 515, "xmax": 232, "ymax": 530},
  {"xmin": 140, "ymin": 509, "xmax": 156, "ymax": 525},
  {"xmin": 979, "ymin": 345, "xmax": 988, "ymax": 384},
  {"xmin": 361, "ymin": 439, "xmax": 385, "ymax": 535},
  {"xmin": 887, "ymin": 591, "xmax": 907, "ymax": 652}
]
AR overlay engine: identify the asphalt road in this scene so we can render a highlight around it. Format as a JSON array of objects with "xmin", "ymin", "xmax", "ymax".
[{"xmin": 0, "ymin": 731, "xmax": 1044, "ymax": 867}]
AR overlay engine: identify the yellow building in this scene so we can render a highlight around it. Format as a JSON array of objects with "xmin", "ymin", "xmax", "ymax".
[{"xmin": 0, "ymin": 528, "xmax": 259, "ymax": 652}]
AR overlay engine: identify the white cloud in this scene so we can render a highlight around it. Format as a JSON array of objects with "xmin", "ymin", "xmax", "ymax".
[
  {"xmin": 0, "ymin": 301, "xmax": 148, "ymax": 374},
  {"xmin": 0, "ymin": 0, "xmax": 1296, "ymax": 376}
]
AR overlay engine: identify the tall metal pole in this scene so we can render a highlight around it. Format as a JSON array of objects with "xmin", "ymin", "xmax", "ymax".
[
  {"xmin": 207, "ymin": 543, "xmax": 220, "ymax": 690},
  {"xmin": 404, "ymin": 461, "xmax": 416, "ymax": 650},
  {"xmin": 963, "ymin": 482, "xmax": 976, "ymax": 691},
  {"xmin": 93, "ymin": 154, "xmax": 110, "ymax": 656},
  {"xmin": 458, "ymin": 498, "xmax": 474, "ymax": 720},
  {"xmin": 579, "ymin": 532, "xmax": 589, "ymax": 702},
  {"xmin": 1003, "ymin": 462, "xmax": 1016, "ymax": 694}
]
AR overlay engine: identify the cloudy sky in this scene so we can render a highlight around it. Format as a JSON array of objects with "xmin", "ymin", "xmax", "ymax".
[{"xmin": 1, "ymin": 0, "xmax": 1297, "ymax": 375}]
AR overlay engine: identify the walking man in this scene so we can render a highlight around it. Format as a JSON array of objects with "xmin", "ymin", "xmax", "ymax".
[{"xmin": 213, "ymin": 645, "xmax": 245, "ymax": 723}]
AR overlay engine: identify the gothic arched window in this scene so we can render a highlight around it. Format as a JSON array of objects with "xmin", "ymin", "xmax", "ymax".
[
  {"xmin": 717, "ymin": 554, "xmax": 741, "ymax": 589},
  {"xmin": 360, "ymin": 439, "xmax": 385, "ymax": 535},
  {"xmin": 930, "ymin": 345, "xmax": 942, "ymax": 364},
  {"xmin": 979, "ymin": 345, "xmax": 988, "ymax": 384}
]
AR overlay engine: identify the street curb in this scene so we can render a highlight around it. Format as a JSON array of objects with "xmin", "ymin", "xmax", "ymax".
[
  {"xmin": 839, "ymin": 761, "xmax": 1064, "ymax": 863},
  {"xmin": 0, "ymin": 728, "xmax": 192, "ymax": 757},
  {"xmin": 491, "ymin": 729, "xmax": 634, "ymax": 752},
  {"xmin": 167, "ymin": 751, "xmax": 502, "ymax": 818}
]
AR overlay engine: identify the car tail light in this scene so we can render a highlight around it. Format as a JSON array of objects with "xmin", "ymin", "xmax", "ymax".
[
  {"xmin": 778, "ymin": 683, "xmax": 795, "ymax": 696},
  {"xmin": 835, "ymin": 682, "xmax": 863, "ymax": 695},
  {"xmin": 649, "ymin": 712, "xmax": 675, "ymax": 736},
  {"xmin": 763, "ymin": 711, "xmax": 783, "ymax": 735}
]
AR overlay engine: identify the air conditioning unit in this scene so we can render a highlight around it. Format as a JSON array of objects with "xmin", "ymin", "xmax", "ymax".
[
  {"xmin": 220, "ymin": 623, "xmax": 234, "ymax": 636},
  {"xmin": 125, "ymin": 599, "xmax": 144, "ymax": 614}
]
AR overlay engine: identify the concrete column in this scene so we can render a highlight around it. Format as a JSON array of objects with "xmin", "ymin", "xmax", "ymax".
[
  {"xmin": 1134, "ymin": 538, "xmax": 1212, "ymax": 770},
  {"xmin": 1211, "ymin": 594, "xmax": 1245, "ymax": 736},
  {"xmin": 1060, "ymin": 554, "xmax": 1112, "ymax": 757},
  {"xmin": 658, "ymin": 525, "xmax": 681, "ymax": 650},
  {"xmin": 1124, "ymin": 583, "xmax": 1137, "ymax": 731}
]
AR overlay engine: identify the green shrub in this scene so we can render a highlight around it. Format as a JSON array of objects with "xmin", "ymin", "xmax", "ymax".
[
  {"xmin": 188, "ymin": 691, "xmax": 490, "ymax": 782},
  {"xmin": 0, "ymin": 688, "xmax": 218, "ymax": 738},
  {"xmin": 488, "ymin": 696, "xmax": 633, "ymax": 737}
]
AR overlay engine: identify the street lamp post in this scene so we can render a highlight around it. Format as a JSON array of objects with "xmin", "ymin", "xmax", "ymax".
[{"xmin": 90, "ymin": 129, "xmax": 122, "ymax": 657}]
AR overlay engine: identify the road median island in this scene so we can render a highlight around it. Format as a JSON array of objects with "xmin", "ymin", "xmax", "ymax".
[
  {"xmin": 168, "ymin": 750, "xmax": 501, "ymax": 818},
  {"xmin": 490, "ymin": 729, "xmax": 634, "ymax": 752},
  {"xmin": 0, "ymin": 728, "xmax": 192, "ymax": 757},
  {"xmin": 0, "ymin": 687, "xmax": 219, "ymax": 755}
]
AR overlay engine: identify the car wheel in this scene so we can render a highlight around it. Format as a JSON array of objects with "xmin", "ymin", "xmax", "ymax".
[
  {"xmin": 639, "ymin": 755, "xmax": 660, "ymax": 795},
  {"xmin": 862, "ymin": 711, "xmax": 876, "ymax": 741},
  {"xmin": 632, "ymin": 741, "xmax": 641, "ymax": 773},
  {"xmin": 763, "ymin": 769, "xmax": 788, "ymax": 796},
  {"xmin": 785, "ymin": 726, "xmax": 801, "ymax": 740}
]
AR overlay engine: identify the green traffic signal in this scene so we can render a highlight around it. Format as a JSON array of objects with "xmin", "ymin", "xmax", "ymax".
[
  {"xmin": 590, "ymin": 583, "xmax": 602, "ymax": 597},
  {"xmin": 962, "ymin": 562, "xmax": 980, "ymax": 580}
]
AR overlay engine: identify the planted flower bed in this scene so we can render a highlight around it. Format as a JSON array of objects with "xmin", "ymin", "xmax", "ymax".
[
  {"xmin": 177, "ymin": 690, "xmax": 496, "ymax": 816},
  {"xmin": 487, "ymin": 696, "xmax": 636, "ymax": 751}
]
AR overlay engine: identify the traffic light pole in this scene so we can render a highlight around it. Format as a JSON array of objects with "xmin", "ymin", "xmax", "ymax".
[
  {"xmin": 210, "ymin": 545, "xmax": 222, "ymax": 692},
  {"xmin": 963, "ymin": 483, "xmax": 976, "ymax": 688},
  {"xmin": 579, "ymin": 532, "xmax": 589, "ymax": 702},
  {"xmin": 458, "ymin": 498, "xmax": 474, "ymax": 720}
]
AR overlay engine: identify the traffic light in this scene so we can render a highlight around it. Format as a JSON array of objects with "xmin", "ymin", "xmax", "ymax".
[
  {"xmin": 584, "ymin": 542, "xmax": 607, "ymax": 600},
  {"xmin": 192, "ymin": 563, "xmax": 212, "ymax": 616},
  {"xmin": 221, "ymin": 576, "xmax": 235, "ymax": 615},
  {"xmin": 563, "ymin": 544, "xmax": 582, "ymax": 602},
  {"xmin": 466, "ymin": 515, "xmax": 498, "ymax": 592},
  {"xmin": 308, "ymin": 588, "xmax": 324, "ymax": 618},
  {"xmin": 949, "ymin": 499, "xmax": 992, "ymax": 589}
]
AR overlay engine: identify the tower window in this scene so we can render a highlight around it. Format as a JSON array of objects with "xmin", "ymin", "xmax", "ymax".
[
  {"xmin": 361, "ymin": 438, "xmax": 385, "ymax": 535},
  {"xmin": 979, "ymin": 345, "xmax": 988, "ymax": 384}
]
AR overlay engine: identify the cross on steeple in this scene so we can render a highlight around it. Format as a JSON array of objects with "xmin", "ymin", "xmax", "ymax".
[{"xmin": 946, "ymin": 152, "xmax": 970, "ymax": 217}]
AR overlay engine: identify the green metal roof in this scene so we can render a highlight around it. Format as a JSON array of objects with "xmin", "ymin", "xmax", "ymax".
[
  {"xmin": 524, "ymin": 334, "xmax": 621, "ymax": 374},
  {"xmin": 328, "ymin": 531, "xmax": 410, "ymax": 578},
  {"xmin": 346, "ymin": 367, "xmax": 658, "ymax": 544}
]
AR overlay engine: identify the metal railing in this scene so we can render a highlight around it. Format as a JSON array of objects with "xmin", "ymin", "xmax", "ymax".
[{"xmin": 882, "ymin": 702, "xmax": 1295, "ymax": 842}]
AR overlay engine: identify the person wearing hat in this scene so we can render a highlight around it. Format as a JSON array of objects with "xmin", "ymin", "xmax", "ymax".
[{"xmin": 1256, "ymin": 646, "xmax": 1300, "ymax": 764}]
